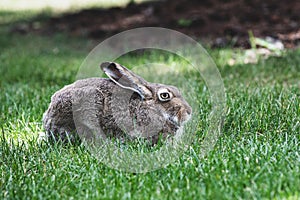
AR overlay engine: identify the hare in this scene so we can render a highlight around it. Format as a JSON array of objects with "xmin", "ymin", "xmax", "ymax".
[{"xmin": 43, "ymin": 62, "xmax": 192, "ymax": 145}]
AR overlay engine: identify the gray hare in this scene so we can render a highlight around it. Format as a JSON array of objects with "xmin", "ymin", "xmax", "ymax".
[{"xmin": 43, "ymin": 62, "xmax": 192, "ymax": 145}]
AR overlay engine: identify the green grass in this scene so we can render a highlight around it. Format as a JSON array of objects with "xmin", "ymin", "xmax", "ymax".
[{"xmin": 0, "ymin": 10, "xmax": 300, "ymax": 200}]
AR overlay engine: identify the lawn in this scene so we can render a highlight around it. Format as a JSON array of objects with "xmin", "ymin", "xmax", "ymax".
[{"xmin": 0, "ymin": 10, "xmax": 299, "ymax": 200}]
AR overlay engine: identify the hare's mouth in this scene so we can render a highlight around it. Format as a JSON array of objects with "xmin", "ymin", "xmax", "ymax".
[
  {"xmin": 163, "ymin": 112, "xmax": 179, "ymax": 127},
  {"xmin": 164, "ymin": 110, "xmax": 190, "ymax": 128},
  {"xmin": 174, "ymin": 110, "xmax": 192, "ymax": 126},
  {"xmin": 168, "ymin": 115, "xmax": 180, "ymax": 127}
]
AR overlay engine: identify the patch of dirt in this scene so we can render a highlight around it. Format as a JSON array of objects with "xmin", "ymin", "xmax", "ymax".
[{"xmin": 11, "ymin": 0, "xmax": 300, "ymax": 48}]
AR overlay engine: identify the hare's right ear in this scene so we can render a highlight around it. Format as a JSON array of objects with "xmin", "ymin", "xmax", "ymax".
[{"xmin": 100, "ymin": 62, "xmax": 152, "ymax": 99}]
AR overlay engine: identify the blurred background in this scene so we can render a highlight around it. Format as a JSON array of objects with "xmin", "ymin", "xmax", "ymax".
[{"xmin": 1, "ymin": 0, "xmax": 299, "ymax": 49}]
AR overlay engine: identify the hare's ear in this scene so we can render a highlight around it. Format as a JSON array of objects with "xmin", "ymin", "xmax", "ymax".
[{"xmin": 100, "ymin": 62, "xmax": 152, "ymax": 99}]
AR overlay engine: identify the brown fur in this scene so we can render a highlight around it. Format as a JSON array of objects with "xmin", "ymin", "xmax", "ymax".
[{"xmin": 43, "ymin": 62, "xmax": 192, "ymax": 145}]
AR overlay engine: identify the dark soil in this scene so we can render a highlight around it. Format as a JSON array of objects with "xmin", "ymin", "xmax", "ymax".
[{"xmin": 11, "ymin": 0, "xmax": 300, "ymax": 48}]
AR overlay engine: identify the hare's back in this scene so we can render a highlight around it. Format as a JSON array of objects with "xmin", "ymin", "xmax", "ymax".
[{"xmin": 43, "ymin": 78, "xmax": 113, "ymax": 137}]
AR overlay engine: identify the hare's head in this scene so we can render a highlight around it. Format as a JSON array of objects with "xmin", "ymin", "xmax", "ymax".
[{"xmin": 101, "ymin": 62, "xmax": 192, "ymax": 138}]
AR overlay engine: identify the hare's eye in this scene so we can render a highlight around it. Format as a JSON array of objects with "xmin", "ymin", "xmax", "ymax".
[
  {"xmin": 158, "ymin": 89, "xmax": 173, "ymax": 102},
  {"xmin": 160, "ymin": 92, "xmax": 170, "ymax": 99}
]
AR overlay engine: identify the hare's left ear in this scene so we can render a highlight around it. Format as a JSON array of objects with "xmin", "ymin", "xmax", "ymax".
[{"xmin": 100, "ymin": 62, "xmax": 152, "ymax": 99}]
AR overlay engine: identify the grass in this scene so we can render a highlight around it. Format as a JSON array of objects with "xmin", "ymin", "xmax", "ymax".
[{"xmin": 0, "ymin": 10, "xmax": 300, "ymax": 200}]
